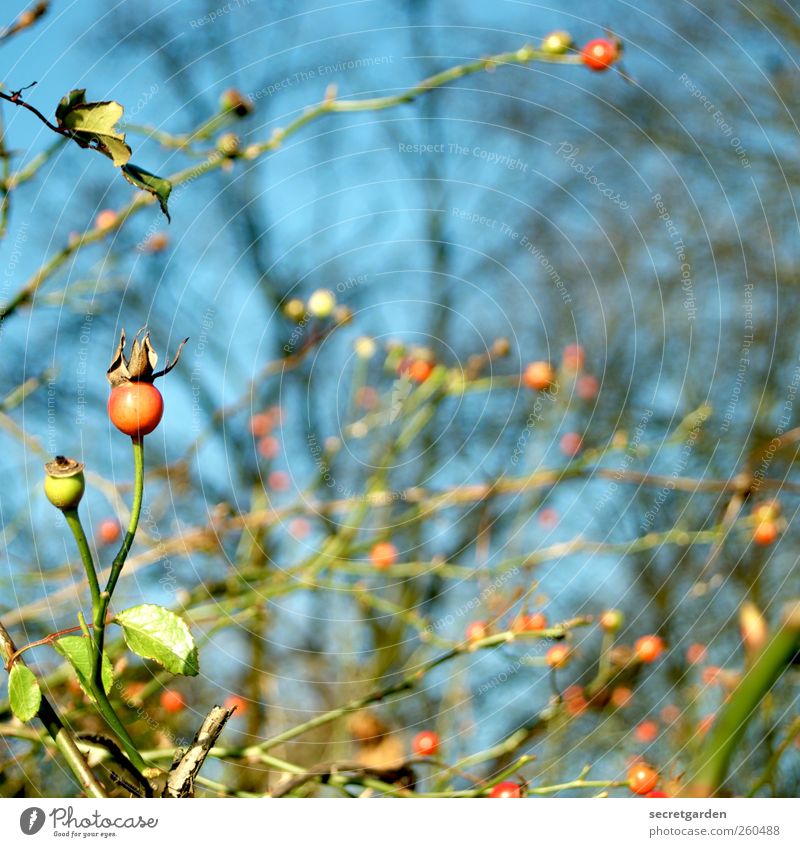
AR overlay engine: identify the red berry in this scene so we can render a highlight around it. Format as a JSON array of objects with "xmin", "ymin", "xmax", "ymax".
[
  {"xmin": 560, "ymin": 432, "xmax": 583, "ymax": 457},
  {"xmin": 634, "ymin": 720, "xmax": 659, "ymax": 744},
  {"xmin": 611, "ymin": 686, "xmax": 633, "ymax": 708},
  {"xmin": 268, "ymin": 470, "xmax": 290, "ymax": 492},
  {"xmin": 537, "ymin": 507, "xmax": 559, "ymax": 528},
  {"xmin": 488, "ymin": 781, "xmax": 522, "ymax": 798},
  {"xmin": 635, "ymin": 635, "xmax": 665, "ymax": 664},
  {"xmin": 628, "ymin": 763, "xmax": 659, "ymax": 795},
  {"xmin": 160, "ymin": 689, "xmax": 186, "ymax": 714},
  {"xmin": 223, "ymin": 695, "xmax": 248, "ymax": 716},
  {"xmin": 753, "ymin": 520, "xmax": 778, "ymax": 546},
  {"xmin": 646, "ymin": 791, "xmax": 668, "ymax": 798},
  {"xmin": 108, "ymin": 382, "xmax": 164, "ymax": 437},
  {"xmin": 407, "ymin": 359, "xmax": 434, "ymax": 383},
  {"xmin": 370, "ymin": 541, "xmax": 398, "ymax": 570},
  {"xmin": 289, "ymin": 518, "xmax": 310, "ymax": 539},
  {"xmin": 97, "ymin": 518, "xmax": 121, "ymax": 545},
  {"xmin": 258, "ymin": 436, "xmax": 280, "ymax": 459},
  {"xmin": 563, "ymin": 684, "xmax": 588, "ymax": 716},
  {"xmin": 686, "ymin": 643, "xmax": 707, "ymax": 665},
  {"xmin": 513, "ymin": 612, "xmax": 548, "ymax": 633},
  {"xmin": 250, "ymin": 413, "xmax": 272, "ymax": 437},
  {"xmin": 522, "ymin": 361, "xmax": 555, "ymax": 391},
  {"xmin": 546, "ymin": 643, "xmax": 570, "ymax": 668},
  {"xmin": 576, "ymin": 374, "xmax": 599, "ymax": 399},
  {"xmin": 581, "ymin": 38, "xmax": 619, "ymax": 72},
  {"xmin": 412, "ymin": 730, "xmax": 440, "ymax": 756},
  {"xmin": 562, "ymin": 344, "xmax": 585, "ymax": 372}
]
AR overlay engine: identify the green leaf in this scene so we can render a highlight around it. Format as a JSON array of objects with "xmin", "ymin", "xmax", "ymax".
[
  {"xmin": 115, "ymin": 604, "xmax": 198, "ymax": 676},
  {"xmin": 53, "ymin": 636, "xmax": 113, "ymax": 697},
  {"xmin": 56, "ymin": 93, "xmax": 132, "ymax": 166},
  {"xmin": 55, "ymin": 89, "xmax": 87, "ymax": 123},
  {"xmin": 8, "ymin": 664, "xmax": 41, "ymax": 722},
  {"xmin": 121, "ymin": 163, "xmax": 172, "ymax": 221}
]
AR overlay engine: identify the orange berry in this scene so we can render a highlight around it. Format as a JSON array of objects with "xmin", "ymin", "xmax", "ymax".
[
  {"xmin": 686, "ymin": 643, "xmax": 707, "ymax": 665},
  {"xmin": 267, "ymin": 470, "xmax": 290, "ymax": 492},
  {"xmin": 95, "ymin": 209, "xmax": 117, "ymax": 230},
  {"xmin": 563, "ymin": 684, "xmax": 588, "ymax": 716},
  {"xmin": 611, "ymin": 686, "xmax": 633, "ymax": 708},
  {"xmin": 753, "ymin": 520, "xmax": 778, "ymax": 546},
  {"xmin": 370, "ymin": 541, "xmax": 398, "ymax": 570},
  {"xmin": 522, "ymin": 361, "xmax": 555, "ymax": 391},
  {"xmin": 576, "ymin": 374, "xmax": 599, "ymax": 400},
  {"xmin": 160, "ymin": 689, "xmax": 186, "ymax": 714},
  {"xmin": 97, "ymin": 518, "xmax": 121, "ymax": 545},
  {"xmin": 660, "ymin": 704, "xmax": 681, "ymax": 724},
  {"xmin": 560, "ymin": 432, "xmax": 583, "ymax": 457},
  {"xmin": 289, "ymin": 518, "xmax": 310, "ymax": 539},
  {"xmin": 513, "ymin": 612, "xmax": 548, "ymax": 633},
  {"xmin": 250, "ymin": 413, "xmax": 273, "ymax": 437},
  {"xmin": 412, "ymin": 730, "xmax": 440, "ymax": 756},
  {"xmin": 466, "ymin": 620, "xmax": 489, "ymax": 642},
  {"xmin": 488, "ymin": 781, "xmax": 522, "ymax": 798},
  {"xmin": 562, "ymin": 344, "xmax": 585, "ymax": 372},
  {"xmin": 407, "ymin": 359, "xmax": 434, "ymax": 383},
  {"xmin": 635, "ymin": 635, "xmax": 665, "ymax": 664},
  {"xmin": 258, "ymin": 435, "xmax": 280, "ymax": 459},
  {"xmin": 223, "ymin": 695, "xmax": 248, "ymax": 716},
  {"xmin": 546, "ymin": 643, "xmax": 570, "ymax": 668},
  {"xmin": 634, "ymin": 720, "xmax": 659, "ymax": 744},
  {"xmin": 537, "ymin": 507, "xmax": 559, "ymax": 528},
  {"xmin": 628, "ymin": 763, "xmax": 659, "ymax": 795}
]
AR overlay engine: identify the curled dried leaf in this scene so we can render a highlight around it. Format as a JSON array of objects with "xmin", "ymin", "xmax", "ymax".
[{"xmin": 107, "ymin": 329, "xmax": 188, "ymax": 386}]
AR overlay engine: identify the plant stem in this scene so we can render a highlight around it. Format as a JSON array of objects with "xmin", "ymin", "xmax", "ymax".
[
  {"xmin": 63, "ymin": 503, "xmax": 149, "ymax": 774},
  {"xmin": 63, "ymin": 509, "xmax": 101, "ymax": 618},
  {"xmin": 686, "ymin": 602, "xmax": 800, "ymax": 797},
  {"xmin": 0, "ymin": 620, "xmax": 107, "ymax": 797},
  {"xmin": 250, "ymin": 618, "xmax": 589, "ymax": 754},
  {"xmin": 93, "ymin": 437, "xmax": 144, "ymax": 680}
]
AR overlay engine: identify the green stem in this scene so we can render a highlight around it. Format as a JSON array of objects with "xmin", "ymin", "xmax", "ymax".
[
  {"xmin": 0, "ymin": 621, "xmax": 107, "ymax": 798},
  {"xmin": 93, "ymin": 437, "xmax": 144, "ymax": 680},
  {"xmin": 62, "ymin": 499, "xmax": 149, "ymax": 774},
  {"xmin": 687, "ymin": 602, "xmax": 800, "ymax": 797},
  {"xmin": 251, "ymin": 618, "xmax": 589, "ymax": 753},
  {"xmin": 63, "ymin": 510, "xmax": 102, "ymax": 618}
]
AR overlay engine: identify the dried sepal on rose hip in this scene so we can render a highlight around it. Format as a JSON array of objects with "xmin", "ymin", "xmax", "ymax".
[
  {"xmin": 44, "ymin": 456, "xmax": 85, "ymax": 510},
  {"xmin": 107, "ymin": 329, "xmax": 187, "ymax": 438}
]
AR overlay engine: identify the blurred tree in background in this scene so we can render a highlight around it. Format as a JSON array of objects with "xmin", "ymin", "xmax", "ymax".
[{"xmin": 0, "ymin": 0, "xmax": 797, "ymax": 798}]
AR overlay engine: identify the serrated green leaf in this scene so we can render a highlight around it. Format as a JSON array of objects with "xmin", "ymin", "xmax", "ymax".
[
  {"xmin": 121, "ymin": 163, "xmax": 172, "ymax": 221},
  {"xmin": 56, "ymin": 96, "xmax": 131, "ymax": 166},
  {"xmin": 53, "ymin": 636, "xmax": 113, "ymax": 697},
  {"xmin": 115, "ymin": 604, "xmax": 198, "ymax": 676},
  {"xmin": 8, "ymin": 664, "xmax": 41, "ymax": 722}
]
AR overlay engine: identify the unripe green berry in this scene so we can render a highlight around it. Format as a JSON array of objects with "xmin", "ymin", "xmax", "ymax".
[
  {"xmin": 283, "ymin": 298, "xmax": 306, "ymax": 322},
  {"xmin": 600, "ymin": 609, "xmax": 624, "ymax": 633},
  {"xmin": 541, "ymin": 31, "xmax": 574, "ymax": 55},
  {"xmin": 44, "ymin": 456, "xmax": 85, "ymax": 510},
  {"xmin": 354, "ymin": 337, "xmax": 377, "ymax": 360},
  {"xmin": 307, "ymin": 289, "xmax": 336, "ymax": 318}
]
